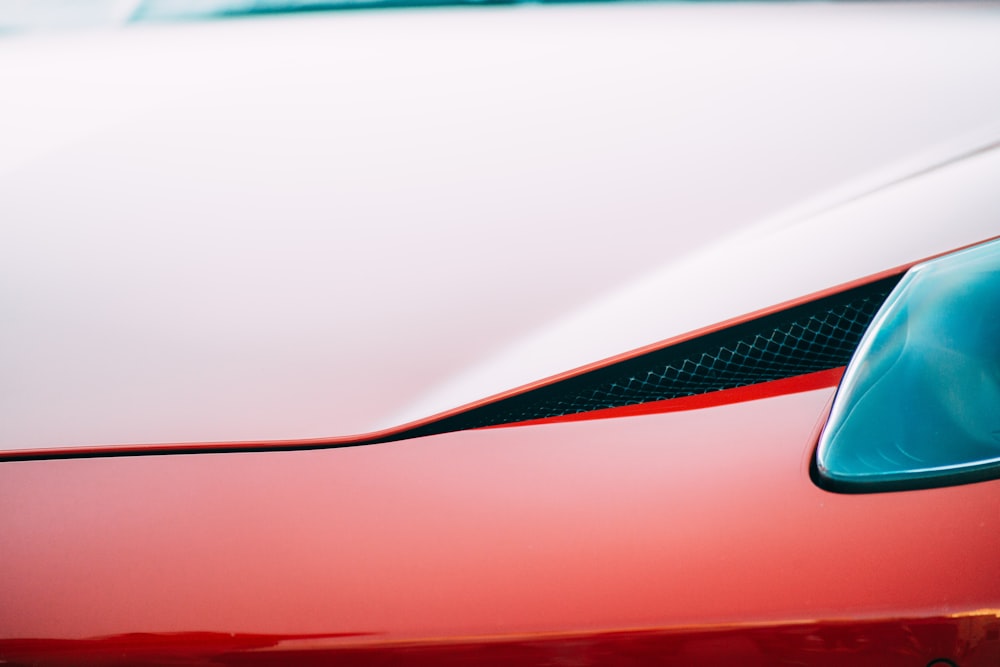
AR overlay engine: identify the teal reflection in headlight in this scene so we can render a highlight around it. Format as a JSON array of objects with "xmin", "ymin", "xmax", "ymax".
[{"xmin": 816, "ymin": 238, "xmax": 1000, "ymax": 492}]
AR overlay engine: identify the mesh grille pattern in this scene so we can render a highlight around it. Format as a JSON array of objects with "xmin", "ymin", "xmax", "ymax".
[
  {"xmin": 466, "ymin": 292, "xmax": 886, "ymax": 427},
  {"xmin": 394, "ymin": 275, "xmax": 901, "ymax": 439}
]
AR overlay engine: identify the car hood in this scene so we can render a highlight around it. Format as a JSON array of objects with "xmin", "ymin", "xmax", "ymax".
[{"xmin": 3, "ymin": 2, "xmax": 1000, "ymax": 452}]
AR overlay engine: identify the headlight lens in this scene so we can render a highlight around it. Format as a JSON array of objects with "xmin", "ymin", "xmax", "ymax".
[{"xmin": 815, "ymin": 238, "xmax": 1000, "ymax": 492}]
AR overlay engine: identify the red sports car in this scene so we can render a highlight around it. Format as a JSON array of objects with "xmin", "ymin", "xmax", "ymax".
[{"xmin": 1, "ymin": 1, "xmax": 999, "ymax": 665}]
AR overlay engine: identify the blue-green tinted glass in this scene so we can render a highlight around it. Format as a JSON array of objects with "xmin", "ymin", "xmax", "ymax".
[{"xmin": 816, "ymin": 238, "xmax": 1000, "ymax": 491}]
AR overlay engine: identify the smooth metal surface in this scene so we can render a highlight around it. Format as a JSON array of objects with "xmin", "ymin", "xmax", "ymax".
[{"xmin": 3, "ymin": 389, "xmax": 998, "ymax": 664}]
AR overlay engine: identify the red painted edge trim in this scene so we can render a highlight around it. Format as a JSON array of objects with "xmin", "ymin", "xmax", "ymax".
[
  {"xmin": 483, "ymin": 366, "xmax": 846, "ymax": 429},
  {"xmin": 4, "ymin": 235, "xmax": 996, "ymax": 460}
]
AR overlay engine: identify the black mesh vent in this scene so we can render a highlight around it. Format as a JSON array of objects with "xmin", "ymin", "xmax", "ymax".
[{"xmin": 390, "ymin": 274, "xmax": 902, "ymax": 440}]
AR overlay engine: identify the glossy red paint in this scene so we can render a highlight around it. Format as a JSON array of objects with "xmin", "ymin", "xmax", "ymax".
[
  {"xmin": 1, "ymin": 616, "xmax": 998, "ymax": 667},
  {"xmin": 2, "ymin": 388, "xmax": 998, "ymax": 664}
]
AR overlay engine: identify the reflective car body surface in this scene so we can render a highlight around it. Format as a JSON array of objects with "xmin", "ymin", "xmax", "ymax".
[
  {"xmin": 2, "ymin": 2, "xmax": 1000, "ymax": 665},
  {"xmin": 3, "ymin": 387, "xmax": 1000, "ymax": 666}
]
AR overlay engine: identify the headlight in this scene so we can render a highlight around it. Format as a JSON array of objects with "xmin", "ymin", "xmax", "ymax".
[{"xmin": 815, "ymin": 237, "xmax": 1000, "ymax": 492}]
